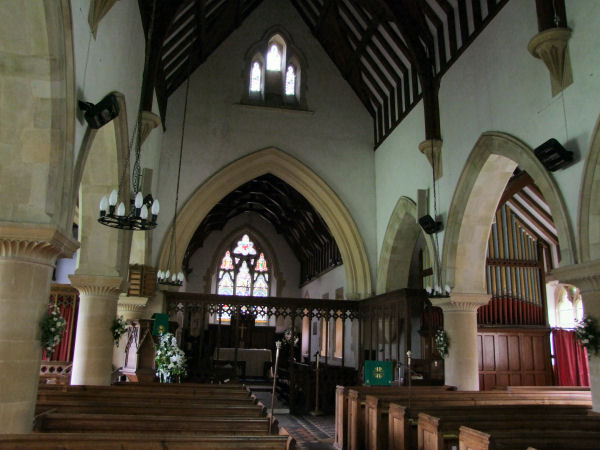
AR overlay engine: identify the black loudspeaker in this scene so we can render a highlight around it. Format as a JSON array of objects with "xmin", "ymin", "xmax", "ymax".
[
  {"xmin": 419, "ymin": 215, "xmax": 443, "ymax": 234},
  {"xmin": 78, "ymin": 93, "xmax": 120, "ymax": 129},
  {"xmin": 534, "ymin": 138, "xmax": 573, "ymax": 171}
]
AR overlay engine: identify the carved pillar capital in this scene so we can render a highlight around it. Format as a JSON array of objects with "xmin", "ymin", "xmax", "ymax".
[
  {"xmin": 0, "ymin": 222, "xmax": 79, "ymax": 266},
  {"xmin": 551, "ymin": 260, "xmax": 600, "ymax": 295},
  {"xmin": 69, "ymin": 274, "xmax": 123, "ymax": 298},
  {"xmin": 140, "ymin": 111, "xmax": 162, "ymax": 145},
  {"xmin": 528, "ymin": 27, "xmax": 573, "ymax": 96},
  {"xmin": 431, "ymin": 292, "xmax": 490, "ymax": 312},
  {"xmin": 117, "ymin": 295, "xmax": 149, "ymax": 314},
  {"xmin": 419, "ymin": 139, "xmax": 443, "ymax": 180}
]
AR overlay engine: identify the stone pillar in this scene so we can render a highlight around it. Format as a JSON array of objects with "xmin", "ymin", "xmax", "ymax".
[
  {"xmin": 552, "ymin": 260, "xmax": 600, "ymax": 411},
  {"xmin": 432, "ymin": 293, "xmax": 490, "ymax": 390},
  {"xmin": 0, "ymin": 224, "xmax": 78, "ymax": 433},
  {"xmin": 69, "ymin": 275, "xmax": 122, "ymax": 385}
]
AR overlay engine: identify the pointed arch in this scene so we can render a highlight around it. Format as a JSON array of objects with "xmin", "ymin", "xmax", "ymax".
[
  {"xmin": 443, "ymin": 132, "xmax": 576, "ymax": 294},
  {"xmin": 376, "ymin": 197, "xmax": 437, "ymax": 294},
  {"xmin": 73, "ymin": 92, "xmax": 131, "ymax": 281},
  {"xmin": 159, "ymin": 147, "xmax": 372, "ymax": 298},
  {"xmin": 579, "ymin": 112, "xmax": 600, "ymax": 262}
]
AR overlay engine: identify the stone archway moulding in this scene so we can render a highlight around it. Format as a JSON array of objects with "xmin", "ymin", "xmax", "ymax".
[
  {"xmin": 158, "ymin": 147, "xmax": 372, "ymax": 299},
  {"xmin": 578, "ymin": 112, "xmax": 600, "ymax": 262},
  {"xmin": 442, "ymin": 132, "xmax": 576, "ymax": 295},
  {"xmin": 202, "ymin": 223, "xmax": 286, "ymax": 296},
  {"xmin": 376, "ymin": 197, "xmax": 437, "ymax": 294}
]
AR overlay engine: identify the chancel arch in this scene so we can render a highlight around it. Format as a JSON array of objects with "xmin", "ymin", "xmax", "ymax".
[
  {"xmin": 376, "ymin": 196, "xmax": 438, "ymax": 294},
  {"xmin": 158, "ymin": 147, "xmax": 372, "ymax": 299}
]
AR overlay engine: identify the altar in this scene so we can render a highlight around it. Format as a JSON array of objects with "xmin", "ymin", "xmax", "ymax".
[{"xmin": 214, "ymin": 348, "xmax": 272, "ymax": 378}]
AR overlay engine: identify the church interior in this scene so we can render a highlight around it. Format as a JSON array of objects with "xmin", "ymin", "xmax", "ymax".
[{"xmin": 2, "ymin": 0, "xmax": 600, "ymax": 447}]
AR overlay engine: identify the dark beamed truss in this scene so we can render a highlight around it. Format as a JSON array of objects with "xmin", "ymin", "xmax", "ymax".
[{"xmin": 139, "ymin": 0, "xmax": 510, "ymax": 148}]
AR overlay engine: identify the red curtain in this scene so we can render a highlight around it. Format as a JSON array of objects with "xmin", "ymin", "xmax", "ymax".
[
  {"xmin": 42, "ymin": 293, "xmax": 77, "ymax": 362},
  {"xmin": 552, "ymin": 329, "xmax": 590, "ymax": 386}
]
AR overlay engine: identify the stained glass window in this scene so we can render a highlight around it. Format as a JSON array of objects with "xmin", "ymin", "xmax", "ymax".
[
  {"xmin": 250, "ymin": 62, "xmax": 261, "ymax": 92},
  {"xmin": 255, "ymin": 253, "xmax": 268, "ymax": 272},
  {"xmin": 216, "ymin": 234, "xmax": 271, "ymax": 304},
  {"xmin": 266, "ymin": 44, "xmax": 281, "ymax": 71},
  {"xmin": 253, "ymin": 274, "xmax": 269, "ymax": 297},
  {"xmin": 285, "ymin": 66, "xmax": 295, "ymax": 95},
  {"xmin": 234, "ymin": 234, "xmax": 257, "ymax": 255},
  {"xmin": 235, "ymin": 261, "xmax": 252, "ymax": 296}
]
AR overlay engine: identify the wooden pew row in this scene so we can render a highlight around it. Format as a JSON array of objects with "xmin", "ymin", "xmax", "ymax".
[
  {"xmin": 40, "ymin": 382, "xmax": 249, "ymax": 393},
  {"xmin": 38, "ymin": 385, "xmax": 253, "ymax": 400},
  {"xmin": 37, "ymin": 391, "xmax": 256, "ymax": 405},
  {"xmin": 388, "ymin": 402, "xmax": 592, "ymax": 450},
  {"xmin": 418, "ymin": 410, "xmax": 600, "ymax": 450},
  {"xmin": 0, "ymin": 433, "xmax": 293, "ymax": 449},
  {"xmin": 367, "ymin": 390, "xmax": 592, "ymax": 450},
  {"xmin": 459, "ymin": 425, "xmax": 600, "ymax": 450},
  {"xmin": 334, "ymin": 385, "xmax": 456, "ymax": 450},
  {"xmin": 36, "ymin": 399, "xmax": 266, "ymax": 417},
  {"xmin": 37, "ymin": 413, "xmax": 276, "ymax": 435}
]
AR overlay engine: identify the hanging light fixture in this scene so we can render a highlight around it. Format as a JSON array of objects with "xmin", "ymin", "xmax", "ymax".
[
  {"xmin": 157, "ymin": 56, "xmax": 192, "ymax": 287},
  {"xmin": 98, "ymin": 0, "xmax": 159, "ymax": 231}
]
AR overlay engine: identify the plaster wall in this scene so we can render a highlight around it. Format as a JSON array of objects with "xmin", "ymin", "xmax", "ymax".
[
  {"xmin": 70, "ymin": 0, "xmax": 147, "ymax": 186},
  {"xmin": 375, "ymin": 0, "xmax": 600, "ymax": 271},
  {"xmin": 185, "ymin": 212, "xmax": 301, "ymax": 298},
  {"xmin": 300, "ymin": 265, "xmax": 346, "ymax": 300},
  {"xmin": 153, "ymin": 0, "xmax": 376, "ymax": 285}
]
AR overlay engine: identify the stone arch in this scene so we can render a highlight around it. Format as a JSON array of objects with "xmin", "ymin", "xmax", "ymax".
[
  {"xmin": 376, "ymin": 197, "xmax": 437, "ymax": 294},
  {"xmin": 201, "ymin": 223, "xmax": 286, "ymax": 296},
  {"xmin": 579, "ymin": 112, "xmax": 600, "ymax": 262},
  {"xmin": 73, "ymin": 93, "xmax": 131, "ymax": 280},
  {"xmin": 159, "ymin": 147, "xmax": 372, "ymax": 298},
  {"xmin": 443, "ymin": 132, "xmax": 576, "ymax": 294}
]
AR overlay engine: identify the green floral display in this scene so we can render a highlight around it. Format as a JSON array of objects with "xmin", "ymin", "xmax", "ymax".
[
  {"xmin": 434, "ymin": 329, "xmax": 449, "ymax": 359},
  {"xmin": 575, "ymin": 315, "xmax": 600, "ymax": 356},
  {"xmin": 40, "ymin": 305, "xmax": 67, "ymax": 354},
  {"xmin": 155, "ymin": 332, "xmax": 188, "ymax": 383},
  {"xmin": 111, "ymin": 316, "xmax": 129, "ymax": 347}
]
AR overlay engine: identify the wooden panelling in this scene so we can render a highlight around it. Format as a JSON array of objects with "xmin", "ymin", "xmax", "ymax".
[{"xmin": 478, "ymin": 328, "xmax": 553, "ymax": 390}]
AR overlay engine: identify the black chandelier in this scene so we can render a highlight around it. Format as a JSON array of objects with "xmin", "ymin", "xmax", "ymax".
[{"xmin": 97, "ymin": 0, "xmax": 159, "ymax": 231}]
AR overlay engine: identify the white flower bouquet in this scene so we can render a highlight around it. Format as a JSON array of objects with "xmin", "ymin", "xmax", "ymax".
[
  {"xmin": 155, "ymin": 332, "xmax": 188, "ymax": 383},
  {"xmin": 111, "ymin": 315, "xmax": 129, "ymax": 347},
  {"xmin": 40, "ymin": 305, "xmax": 67, "ymax": 355},
  {"xmin": 434, "ymin": 329, "xmax": 449, "ymax": 359}
]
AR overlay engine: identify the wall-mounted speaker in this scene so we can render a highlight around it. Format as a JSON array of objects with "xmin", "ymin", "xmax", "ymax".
[
  {"xmin": 419, "ymin": 215, "xmax": 443, "ymax": 234},
  {"xmin": 534, "ymin": 138, "xmax": 573, "ymax": 171},
  {"xmin": 78, "ymin": 93, "xmax": 119, "ymax": 129}
]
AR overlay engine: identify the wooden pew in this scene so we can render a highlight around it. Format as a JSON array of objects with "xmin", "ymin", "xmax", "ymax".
[
  {"xmin": 388, "ymin": 399, "xmax": 592, "ymax": 450},
  {"xmin": 419, "ymin": 410, "xmax": 600, "ymax": 450},
  {"xmin": 0, "ymin": 433, "xmax": 294, "ymax": 449},
  {"xmin": 459, "ymin": 425, "xmax": 600, "ymax": 450},
  {"xmin": 337, "ymin": 385, "xmax": 455, "ymax": 450},
  {"xmin": 37, "ymin": 413, "xmax": 275, "ymax": 435}
]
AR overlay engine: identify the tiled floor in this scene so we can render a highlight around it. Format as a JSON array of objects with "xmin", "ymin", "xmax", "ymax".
[{"xmin": 249, "ymin": 384, "xmax": 335, "ymax": 449}]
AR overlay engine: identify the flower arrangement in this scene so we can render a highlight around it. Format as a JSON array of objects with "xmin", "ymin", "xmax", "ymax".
[
  {"xmin": 434, "ymin": 329, "xmax": 449, "ymax": 359},
  {"xmin": 575, "ymin": 315, "xmax": 600, "ymax": 356},
  {"xmin": 111, "ymin": 316, "xmax": 129, "ymax": 347},
  {"xmin": 155, "ymin": 332, "xmax": 188, "ymax": 383},
  {"xmin": 40, "ymin": 305, "xmax": 67, "ymax": 355}
]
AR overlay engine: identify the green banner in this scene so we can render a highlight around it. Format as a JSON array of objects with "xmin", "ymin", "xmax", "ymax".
[
  {"xmin": 152, "ymin": 313, "xmax": 169, "ymax": 336},
  {"xmin": 364, "ymin": 360, "xmax": 393, "ymax": 386}
]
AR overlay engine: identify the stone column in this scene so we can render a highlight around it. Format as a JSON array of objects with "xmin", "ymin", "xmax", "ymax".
[
  {"xmin": 0, "ymin": 224, "xmax": 78, "ymax": 433},
  {"xmin": 69, "ymin": 275, "xmax": 122, "ymax": 385},
  {"xmin": 432, "ymin": 293, "xmax": 490, "ymax": 390},
  {"xmin": 552, "ymin": 260, "xmax": 600, "ymax": 411}
]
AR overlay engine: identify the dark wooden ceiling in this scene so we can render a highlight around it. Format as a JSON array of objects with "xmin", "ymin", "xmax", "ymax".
[
  {"xmin": 183, "ymin": 174, "xmax": 342, "ymax": 283},
  {"xmin": 138, "ymin": 0, "xmax": 510, "ymax": 148}
]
